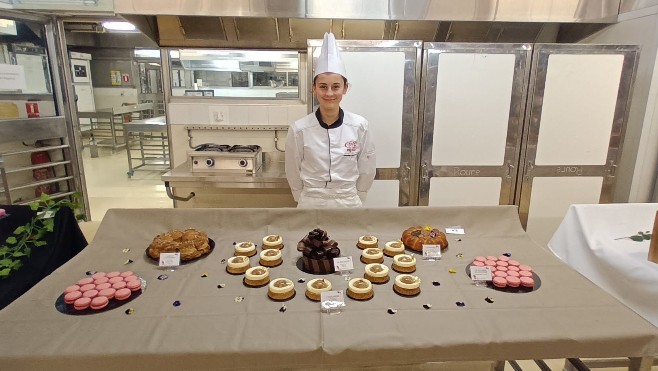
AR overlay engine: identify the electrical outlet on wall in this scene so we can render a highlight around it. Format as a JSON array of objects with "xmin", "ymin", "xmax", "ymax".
[{"xmin": 208, "ymin": 105, "xmax": 230, "ymax": 124}]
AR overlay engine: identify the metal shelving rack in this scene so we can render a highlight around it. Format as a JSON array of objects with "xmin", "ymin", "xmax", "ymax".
[{"xmin": 123, "ymin": 116, "xmax": 170, "ymax": 177}]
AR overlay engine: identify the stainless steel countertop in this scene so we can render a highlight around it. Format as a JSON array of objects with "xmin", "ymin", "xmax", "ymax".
[{"xmin": 161, "ymin": 159, "xmax": 289, "ymax": 189}]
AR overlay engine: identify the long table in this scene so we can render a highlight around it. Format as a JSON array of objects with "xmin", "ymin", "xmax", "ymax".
[
  {"xmin": 548, "ymin": 203, "xmax": 658, "ymax": 329},
  {"xmin": 1, "ymin": 206, "xmax": 657, "ymax": 370}
]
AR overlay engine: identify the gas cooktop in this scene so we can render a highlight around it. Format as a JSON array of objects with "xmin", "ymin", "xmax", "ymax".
[
  {"xmin": 188, "ymin": 144, "xmax": 263, "ymax": 174},
  {"xmin": 193, "ymin": 144, "xmax": 261, "ymax": 153}
]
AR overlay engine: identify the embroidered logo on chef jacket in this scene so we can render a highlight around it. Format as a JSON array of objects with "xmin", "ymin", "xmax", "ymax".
[{"xmin": 344, "ymin": 140, "xmax": 359, "ymax": 155}]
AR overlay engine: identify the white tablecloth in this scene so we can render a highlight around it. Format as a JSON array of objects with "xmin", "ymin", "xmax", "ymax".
[{"xmin": 548, "ymin": 203, "xmax": 658, "ymax": 327}]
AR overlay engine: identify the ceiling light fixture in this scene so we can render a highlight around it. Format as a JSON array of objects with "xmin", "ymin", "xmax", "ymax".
[{"xmin": 102, "ymin": 21, "xmax": 136, "ymax": 32}]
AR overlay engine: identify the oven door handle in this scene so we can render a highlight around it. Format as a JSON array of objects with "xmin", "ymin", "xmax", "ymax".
[{"xmin": 164, "ymin": 181, "xmax": 196, "ymax": 202}]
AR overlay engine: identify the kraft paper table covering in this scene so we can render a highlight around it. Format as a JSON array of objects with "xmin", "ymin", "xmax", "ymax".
[
  {"xmin": 1, "ymin": 206, "xmax": 657, "ymax": 370},
  {"xmin": 548, "ymin": 203, "xmax": 658, "ymax": 328}
]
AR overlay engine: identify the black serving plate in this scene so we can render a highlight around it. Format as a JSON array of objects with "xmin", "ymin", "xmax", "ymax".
[
  {"xmin": 145, "ymin": 239, "xmax": 215, "ymax": 264},
  {"xmin": 55, "ymin": 278, "xmax": 145, "ymax": 315},
  {"xmin": 465, "ymin": 264, "xmax": 541, "ymax": 293}
]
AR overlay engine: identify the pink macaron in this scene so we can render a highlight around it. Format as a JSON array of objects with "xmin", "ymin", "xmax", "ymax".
[
  {"xmin": 472, "ymin": 261, "xmax": 485, "ymax": 267},
  {"xmin": 96, "ymin": 282, "xmax": 112, "ymax": 291},
  {"xmin": 91, "ymin": 272, "xmax": 106, "ymax": 280},
  {"xmin": 493, "ymin": 270, "xmax": 507, "ymax": 278},
  {"xmin": 77, "ymin": 277, "xmax": 94, "ymax": 286},
  {"xmin": 64, "ymin": 285, "xmax": 80, "ymax": 294},
  {"xmin": 518, "ymin": 265, "xmax": 533, "ymax": 272},
  {"xmin": 520, "ymin": 276, "xmax": 535, "ymax": 288},
  {"xmin": 495, "ymin": 265, "xmax": 508, "ymax": 272},
  {"xmin": 64, "ymin": 291, "xmax": 82, "ymax": 304},
  {"xmin": 114, "ymin": 288, "xmax": 132, "ymax": 301},
  {"xmin": 496, "ymin": 261, "xmax": 509, "ymax": 267},
  {"xmin": 120, "ymin": 271, "xmax": 134, "ymax": 278},
  {"xmin": 73, "ymin": 297, "xmax": 91, "ymax": 310},
  {"xmin": 474, "ymin": 256, "xmax": 486, "ymax": 262},
  {"xmin": 485, "ymin": 256, "xmax": 498, "ymax": 261},
  {"xmin": 507, "ymin": 270, "xmax": 520, "ymax": 278},
  {"xmin": 126, "ymin": 279, "xmax": 141, "ymax": 291},
  {"xmin": 507, "ymin": 260, "xmax": 520, "ymax": 267},
  {"xmin": 105, "ymin": 271, "xmax": 121, "ymax": 278},
  {"xmin": 98, "ymin": 288, "xmax": 116, "ymax": 300},
  {"xmin": 112, "ymin": 281, "xmax": 127, "ymax": 290},
  {"xmin": 123, "ymin": 275, "xmax": 139, "ymax": 283},
  {"xmin": 79, "ymin": 283, "xmax": 96, "ymax": 292},
  {"xmin": 108, "ymin": 276, "xmax": 123, "ymax": 284},
  {"xmin": 497, "ymin": 256, "xmax": 510, "ymax": 262},
  {"xmin": 93, "ymin": 277, "xmax": 109, "ymax": 285},
  {"xmin": 82, "ymin": 289, "xmax": 99, "ymax": 299},
  {"xmin": 507, "ymin": 265, "xmax": 520, "ymax": 272},
  {"xmin": 506, "ymin": 276, "xmax": 521, "ymax": 288},
  {"xmin": 519, "ymin": 270, "xmax": 533, "ymax": 278},
  {"xmin": 90, "ymin": 296, "xmax": 109, "ymax": 310},
  {"xmin": 484, "ymin": 260, "xmax": 497, "ymax": 267},
  {"xmin": 492, "ymin": 277, "xmax": 507, "ymax": 288}
]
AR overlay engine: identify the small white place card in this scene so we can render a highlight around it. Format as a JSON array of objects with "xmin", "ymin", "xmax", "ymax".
[
  {"xmin": 445, "ymin": 226, "xmax": 465, "ymax": 234},
  {"xmin": 470, "ymin": 266, "xmax": 493, "ymax": 282},
  {"xmin": 320, "ymin": 290, "xmax": 346, "ymax": 312},
  {"xmin": 422, "ymin": 244, "xmax": 442, "ymax": 260},
  {"xmin": 159, "ymin": 252, "xmax": 181, "ymax": 267},
  {"xmin": 333, "ymin": 256, "xmax": 354, "ymax": 272}
]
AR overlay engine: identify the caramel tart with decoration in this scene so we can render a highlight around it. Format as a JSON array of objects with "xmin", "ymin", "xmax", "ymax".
[
  {"xmin": 262, "ymin": 234, "xmax": 284, "ymax": 250},
  {"xmin": 347, "ymin": 278, "xmax": 374, "ymax": 301},
  {"xmin": 267, "ymin": 278, "xmax": 295, "ymax": 301},
  {"xmin": 392, "ymin": 254, "xmax": 416, "ymax": 273},
  {"xmin": 393, "ymin": 274, "xmax": 421, "ymax": 297},
  {"xmin": 259, "ymin": 248, "xmax": 282, "ymax": 267},
  {"xmin": 357, "ymin": 235, "xmax": 378, "ymax": 250},
  {"xmin": 401, "ymin": 226, "xmax": 448, "ymax": 252},
  {"xmin": 234, "ymin": 241, "xmax": 257, "ymax": 257},
  {"xmin": 383, "ymin": 240, "xmax": 405, "ymax": 257},
  {"xmin": 305, "ymin": 278, "xmax": 332, "ymax": 301},
  {"xmin": 244, "ymin": 266, "xmax": 270, "ymax": 287},
  {"xmin": 147, "ymin": 228, "xmax": 210, "ymax": 261},
  {"xmin": 364, "ymin": 263, "xmax": 390, "ymax": 284},
  {"xmin": 360, "ymin": 247, "xmax": 384, "ymax": 264},
  {"xmin": 226, "ymin": 255, "xmax": 251, "ymax": 275}
]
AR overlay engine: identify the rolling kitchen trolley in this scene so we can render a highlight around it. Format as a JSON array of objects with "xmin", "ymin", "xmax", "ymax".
[{"xmin": 123, "ymin": 115, "xmax": 169, "ymax": 177}]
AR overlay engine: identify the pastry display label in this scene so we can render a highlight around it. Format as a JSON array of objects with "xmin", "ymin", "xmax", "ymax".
[
  {"xmin": 470, "ymin": 266, "xmax": 493, "ymax": 284},
  {"xmin": 333, "ymin": 256, "xmax": 354, "ymax": 273},
  {"xmin": 159, "ymin": 252, "xmax": 181, "ymax": 268},
  {"xmin": 422, "ymin": 245, "xmax": 442, "ymax": 260},
  {"xmin": 445, "ymin": 226, "xmax": 465, "ymax": 234},
  {"xmin": 320, "ymin": 290, "xmax": 345, "ymax": 313}
]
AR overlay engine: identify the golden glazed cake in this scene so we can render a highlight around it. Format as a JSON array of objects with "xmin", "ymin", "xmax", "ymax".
[
  {"xmin": 364, "ymin": 263, "xmax": 390, "ymax": 284},
  {"xmin": 305, "ymin": 278, "xmax": 332, "ymax": 301},
  {"xmin": 360, "ymin": 247, "xmax": 384, "ymax": 264},
  {"xmin": 147, "ymin": 228, "xmax": 210, "ymax": 261},
  {"xmin": 392, "ymin": 254, "xmax": 417, "ymax": 273},
  {"xmin": 259, "ymin": 249, "xmax": 283, "ymax": 267},
  {"xmin": 226, "ymin": 255, "xmax": 251, "ymax": 274},
  {"xmin": 383, "ymin": 240, "xmax": 405, "ymax": 257},
  {"xmin": 234, "ymin": 241, "xmax": 257, "ymax": 257},
  {"xmin": 357, "ymin": 235, "xmax": 378, "ymax": 250},
  {"xmin": 393, "ymin": 274, "xmax": 421, "ymax": 296},
  {"xmin": 347, "ymin": 278, "xmax": 374, "ymax": 301},
  {"xmin": 244, "ymin": 266, "xmax": 270, "ymax": 287},
  {"xmin": 401, "ymin": 226, "xmax": 448, "ymax": 252},
  {"xmin": 262, "ymin": 234, "xmax": 284, "ymax": 250},
  {"xmin": 267, "ymin": 278, "xmax": 295, "ymax": 301}
]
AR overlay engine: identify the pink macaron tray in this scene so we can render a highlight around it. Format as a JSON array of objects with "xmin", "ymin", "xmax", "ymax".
[
  {"xmin": 55, "ymin": 272, "xmax": 146, "ymax": 315},
  {"xmin": 466, "ymin": 255, "xmax": 541, "ymax": 293},
  {"xmin": 144, "ymin": 238, "xmax": 215, "ymax": 265}
]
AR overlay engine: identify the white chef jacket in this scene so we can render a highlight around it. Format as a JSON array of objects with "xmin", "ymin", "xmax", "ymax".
[{"xmin": 285, "ymin": 108, "xmax": 376, "ymax": 208}]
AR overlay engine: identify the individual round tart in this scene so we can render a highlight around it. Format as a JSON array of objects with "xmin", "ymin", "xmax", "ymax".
[
  {"xmin": 262, "ymin": 234, "xmax": 284, "ymax": 250},
  {"xmin": 401, "ymin": 226, "xmax": 449, "ymax": 252},
  {"xmin": 383, "ymin": 240, "xmax": 405, "ymax": 257},
  {"xmin": 360, "ymin": 247, "xmax": 384, "ymax": 264},
  {"xmin": 234, "ymin": 241, "xmax": 257, "ymax": 257},
  {"xmin": 244, "ymin": 266, "xmax": 270, "ymax": 287},
  {"xmin": 357, "ymin": 235, "xmax": 378, "ymax": 250},
  {"xmin": 226, "ymin": 255, "xmax": 251, "ymax": 274},
  {"xmin": 347, "ymin": 278, "xmax": 374, "ymax": 300},
  {"xmin": 259, "ymin": 249, "xmax": 283, "ymax": 267},
  {"xmin": 392, "ymin": 254, "xmax": 417, "ymax": 273},
  {"xmin": 267, "ymin": 278, "xmax": 295, "ymax": 301},
  {"xmin": 364, "ymin": 263, "xmax": 390, "ymax": 284},
  {"xmin": 393, "ymin": 274, "xmax": 421, "ymax": 297},
  {"xmin": 305, "ymin": 278, "xmax": 332, "ymax": 301},
  {"xmin": 147, "ymin": 228, "xmax": 211, "ymax": 261}
]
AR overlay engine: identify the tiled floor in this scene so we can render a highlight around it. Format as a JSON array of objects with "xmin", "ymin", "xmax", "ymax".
[{"xmin": 78, "ymin": 148, "xmax": 657, "ymax": 371}]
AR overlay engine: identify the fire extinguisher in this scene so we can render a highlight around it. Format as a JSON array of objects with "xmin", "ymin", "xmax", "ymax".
[{"xmin": 31, "ymin": 140, "xmax": 55, "ymax": 197}]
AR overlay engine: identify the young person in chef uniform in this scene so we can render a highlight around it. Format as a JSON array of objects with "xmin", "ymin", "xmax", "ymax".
[{"xmin": 285, "ymin": 32, "xmax": 376, "ymax": 208}]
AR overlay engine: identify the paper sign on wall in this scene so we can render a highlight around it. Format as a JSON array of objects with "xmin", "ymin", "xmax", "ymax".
[
  {"xmin": 0, "ymin": 64, "xmax": 27, "ymax": 91},
  {"xmin": 111, "ymin": 70, "xmax": 121, "ymax": 86}
]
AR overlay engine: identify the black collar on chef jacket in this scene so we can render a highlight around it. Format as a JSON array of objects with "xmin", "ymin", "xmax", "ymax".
[{"xmin": 315, "ymin": 107, "xmax": 344, "ymax": 129}]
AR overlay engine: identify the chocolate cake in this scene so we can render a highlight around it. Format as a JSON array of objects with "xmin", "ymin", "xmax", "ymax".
[{"xmin": 297, "ymin": 228, "xmax": 340, "ymax": 274}]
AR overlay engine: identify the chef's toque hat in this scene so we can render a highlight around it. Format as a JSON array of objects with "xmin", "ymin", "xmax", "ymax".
[{"xmin": 314, "ymin": 32, "xmax": 347, "ymax": 79}]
